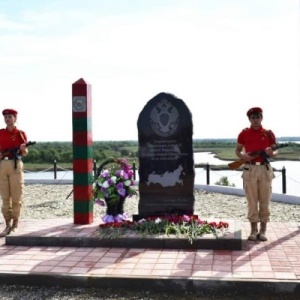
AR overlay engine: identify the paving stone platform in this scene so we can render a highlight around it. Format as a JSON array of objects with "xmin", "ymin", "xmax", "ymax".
[{"xmin": 0, "ymin": 218, "xmax": 300, "ymax": 297}]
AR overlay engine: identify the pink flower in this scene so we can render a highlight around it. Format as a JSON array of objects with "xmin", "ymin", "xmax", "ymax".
[{"xmin": 182, "ymin": 215, "xmax": 190, "ymax": 222}]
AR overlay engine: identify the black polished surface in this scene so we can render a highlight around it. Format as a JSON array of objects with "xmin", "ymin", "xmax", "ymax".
[{"xmin": 137, "ymin": 92, "xmax": 195, "ymax": 217}]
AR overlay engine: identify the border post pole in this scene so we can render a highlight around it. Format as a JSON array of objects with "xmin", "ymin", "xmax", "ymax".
[{"xmin": 72, "ymin": 78, "xmax": 93, "ymax": 224}]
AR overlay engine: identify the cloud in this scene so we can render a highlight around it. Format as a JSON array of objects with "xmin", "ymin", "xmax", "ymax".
[{"xmin": 0, "ymin": 0, "xmax": 299, "ymax": 140}]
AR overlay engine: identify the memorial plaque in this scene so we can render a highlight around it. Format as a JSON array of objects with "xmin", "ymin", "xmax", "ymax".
[{"xmin": 136, "ymin": 92, "xmax": 195, "ymax": 219}]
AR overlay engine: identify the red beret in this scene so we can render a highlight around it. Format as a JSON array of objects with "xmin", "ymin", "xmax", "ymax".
[
  {"xmin": 247, "ymin": 107, "xmax": 263, "ymax": 117},
  {"xmin": 2, "ymin": 109, "xmax": 18, "ymax": 116}
]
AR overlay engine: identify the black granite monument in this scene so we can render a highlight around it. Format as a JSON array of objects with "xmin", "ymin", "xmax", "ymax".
[{"xmin": 136, "ymin": 92, "xmax": 195, "ymax": 219}]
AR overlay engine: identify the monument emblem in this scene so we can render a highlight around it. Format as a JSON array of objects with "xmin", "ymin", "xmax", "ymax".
[
  {"xmin": 150, "ymin": 98, "xmax": 179, "ymax": 137},
  {"xmin": 72, "ymin": 96, "xmax": 87, "ymax": 112}
]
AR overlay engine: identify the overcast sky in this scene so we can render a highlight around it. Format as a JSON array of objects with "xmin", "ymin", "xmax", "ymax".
[{"xmin": 0, "ymin": 0, "xmax": 299, "ymax": 142}]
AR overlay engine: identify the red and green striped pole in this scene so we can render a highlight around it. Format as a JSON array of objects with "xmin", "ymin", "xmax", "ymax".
[{"xmin": 72, "ymin": 78, "xmax": 93, "ymax": 224}]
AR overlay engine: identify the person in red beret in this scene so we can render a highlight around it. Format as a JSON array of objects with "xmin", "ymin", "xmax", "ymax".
[
  {"xmin": 235, "ymin": 107, "xmax": 278, "ymax": 241},
  {"xmin": 0, "ymin": 108, "xmax": 29, "ymax": 237}
]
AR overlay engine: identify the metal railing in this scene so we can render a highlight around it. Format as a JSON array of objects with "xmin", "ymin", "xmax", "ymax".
[
  {"xmin": 204, "ymin": 163, "xmax": 287, "ymax": 194},
  {"xmin": 26, "ymin": 161, "xmax": 289, "ymax": 194}
]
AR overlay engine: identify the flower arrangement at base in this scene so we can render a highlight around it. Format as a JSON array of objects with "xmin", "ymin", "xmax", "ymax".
[
  {"xmin": 97, "ymin": 215, "xmax": 229, "ymax": 244},
  {"xmin": 93, "ymin": 158, "xmax": 138, "ymax": 223}
]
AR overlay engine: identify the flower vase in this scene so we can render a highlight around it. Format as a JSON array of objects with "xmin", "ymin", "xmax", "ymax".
[
  {"xmin": 116, "ymin": 195, "xmax": 126, "ymax": 215},
  {"xmin": 104, "ymin": 197, "xmax": 117, "ymax": 216},
  {"xmin": 103, "ymin": 195, "xmax": 127, "ymax": 223}
]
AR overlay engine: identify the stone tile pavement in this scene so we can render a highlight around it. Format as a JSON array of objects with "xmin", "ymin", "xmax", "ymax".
[{"xmin": 0, "ymin": 219, "xmax": 299, "ymax": 297}]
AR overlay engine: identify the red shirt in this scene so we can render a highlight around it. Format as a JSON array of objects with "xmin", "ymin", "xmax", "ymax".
[
  {"xmin": 0, "ymin": 127, "xmax": 27, "ymax": 158},
  {"xmin": 237, "ymin": 126, "xmax": 276, "ymax": 163}
]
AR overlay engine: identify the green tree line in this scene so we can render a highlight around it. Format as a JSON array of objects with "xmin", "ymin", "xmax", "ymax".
[
  {"xmin": 23, "ymin": 140, "xmax": 300, "ymax": 165},
  {"xmin": 23, "ymin": 141, "xmax": 139, "ymax": 164}
]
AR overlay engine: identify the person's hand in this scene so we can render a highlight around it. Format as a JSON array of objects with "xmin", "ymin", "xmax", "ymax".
[
  {"xmin": 19, "ymin": 143, "xmax": 28, "ymax": 156},
  {"xmin": 242, "ymin": 153, "xmax": 255, "ymax": 161},
  {"xmin": 265, "ymin": 147, "xmax": 273, "ymax": 156},
  {"xmin": 19, "ymin": 143, "xmax": 27, "ymax": 152}
]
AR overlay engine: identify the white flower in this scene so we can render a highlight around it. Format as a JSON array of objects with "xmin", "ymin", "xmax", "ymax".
[
  {"xmin": 124, "ymin": 179, "xmax": 131, "ymax": 186},
  {"xmin": 110, "ymin": 176, "xmax": 117, "ymax": 183},
  {"xmin": 155, "ymin": 217, "xmax": 162, "ymax": 224},
  {"xmin": 102, "ymin": 181, "xmax": 110, "ymax": 188}
]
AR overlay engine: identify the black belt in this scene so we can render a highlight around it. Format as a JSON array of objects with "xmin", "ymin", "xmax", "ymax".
[{"xmin": 245, "ymin": 162, "xmax": 269, "ymax": 165}]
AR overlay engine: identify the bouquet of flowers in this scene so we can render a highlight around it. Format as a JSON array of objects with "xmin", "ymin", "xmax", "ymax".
[
  {"xmin": 93, "ymin": 158, "xmax": 138, "ymax": 223},
  {"xmin": 98, "ymin": 215, "xmax": 229, "ymax": 244}
]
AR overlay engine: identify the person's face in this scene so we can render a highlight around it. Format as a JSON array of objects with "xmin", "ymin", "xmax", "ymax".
[
  {"xmin": 4, "ymin": 114, "xmax": 16, "ymax": 125},
  {"xmin": 249, "ymin": 114, "xmax": 262, "ymax": 128}
]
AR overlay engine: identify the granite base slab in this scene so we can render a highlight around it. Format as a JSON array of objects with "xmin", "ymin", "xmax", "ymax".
[{"xmin": 5, "ymin": 219, "xmax": 242, "ymax": 250}]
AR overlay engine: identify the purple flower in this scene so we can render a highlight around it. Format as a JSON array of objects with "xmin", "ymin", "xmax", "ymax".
[
  {"xmin": 101, "ymin": 170, "xmax": 110, "ymax": 178},
  {"xmin": 122, "ymin": 172, "xmax": 129, "ymax": 180},
  {"xmin": 94, "ymin": 198, "xmax": 105, "ymax": 207},
  {"xmin": 117, "ymin": 188, "xmax": 126, "ymax": 197},
  {"xmin": 102, "ymin": 214, "xmax": 114, "ymax": 223},
  {"xmin": 93, "ymin": 158, "xmax": 138, "ymax": 203},
  {"xmin": 116, "ymin": 182, "xmax": 124, "ymax": 189},
  {"xmin": 107, "ymin": 178, "xmax": 114, "ymax": 186},
  {"xmin": 114, "ymin": 214, "xmax": 122, "ymax": 223}
]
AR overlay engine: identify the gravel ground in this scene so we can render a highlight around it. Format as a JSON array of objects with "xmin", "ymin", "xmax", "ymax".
[
  {"xmin": 16, "ymin": 184, "xmax": 300, "ymax": 222},
  {"xmin": 0, "ymin": 184, "xmax": 299, "ymax": 300}
]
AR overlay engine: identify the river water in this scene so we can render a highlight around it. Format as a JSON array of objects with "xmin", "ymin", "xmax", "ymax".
[
  {"xmin": 193, "ymin": 152, "xmax": 300, "ymax": 196},
  {"xmin": 24, "ymin": 152, "xmax": 300, "ymax": 196}
]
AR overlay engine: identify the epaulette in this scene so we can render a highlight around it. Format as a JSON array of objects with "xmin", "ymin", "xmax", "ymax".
[{"xmin": 242, "ymin": 127, "xmax": 249, "ymax": 132}]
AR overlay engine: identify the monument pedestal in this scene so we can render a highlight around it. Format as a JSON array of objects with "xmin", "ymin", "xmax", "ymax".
[{"xmin": 6, "ymin": 219, "xmax": 242, "ymax": 250}]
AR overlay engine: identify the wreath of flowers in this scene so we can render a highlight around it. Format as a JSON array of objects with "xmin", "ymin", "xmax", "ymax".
[
  {"xmin": 93, "ymin": 158, "xmax": 138, "ymax": 205},
  {"xmin": 93, "ymin": 158, "xmax": 138, "ymax": 223},
  {"xmin": 98, "ymin": 214, "xmax": 229, "ymax": 244}
]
